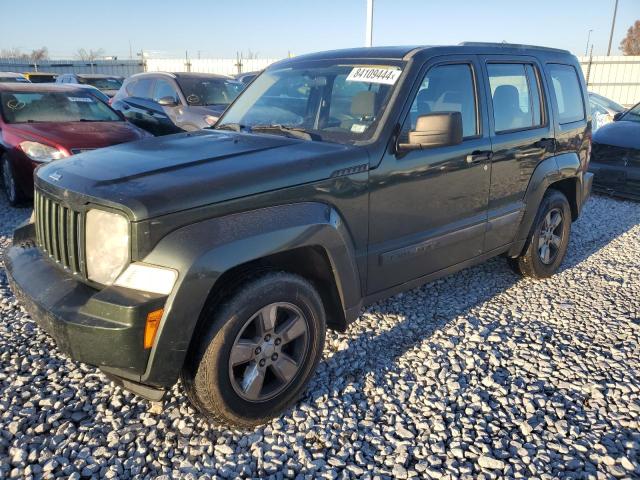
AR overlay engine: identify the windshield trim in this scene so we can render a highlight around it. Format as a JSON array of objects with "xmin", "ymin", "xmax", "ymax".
[{"xmin": 215, "ymin": 58, "xmax": 409, "ymax": 147}]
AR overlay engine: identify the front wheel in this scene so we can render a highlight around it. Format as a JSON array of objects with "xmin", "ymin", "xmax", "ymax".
[
  {"xmin": 1, "ymin": 155, "xmax": 24, "ymax": 206},
  {"xmin": 509, "ymin": 188, "xmax": 572, "ymax": 279},
  {"xmin": 181, "ymin": 272, "xmax": 326, "ymax": 427}
]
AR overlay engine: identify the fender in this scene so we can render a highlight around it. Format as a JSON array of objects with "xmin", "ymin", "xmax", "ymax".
[
  {"xmin": 508, "ymin": 152, "xmax": 583, "ymax": 257},
  {"xmin": 139, "ymin": 201, "xmax": 361, "ymax": 387}
]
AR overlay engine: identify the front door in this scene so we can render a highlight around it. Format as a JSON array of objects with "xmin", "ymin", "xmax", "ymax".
[{"xmin": 367, "ymin": 56, "xmax": 492, "ymax": 294}]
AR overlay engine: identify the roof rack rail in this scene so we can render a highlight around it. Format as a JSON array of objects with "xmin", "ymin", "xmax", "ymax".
[{"xmin": 459, "ymin": 42, "xmax": 570, "ymax": 54}]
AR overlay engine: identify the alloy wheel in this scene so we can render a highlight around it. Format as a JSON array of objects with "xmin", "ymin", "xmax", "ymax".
[
  {"xmin": 229, "ymin": 302, "xmax": 310, "ymax": 402},
  {"xmin": 537, "ymin": 208, "xmax": 564, "ymax": 264}
]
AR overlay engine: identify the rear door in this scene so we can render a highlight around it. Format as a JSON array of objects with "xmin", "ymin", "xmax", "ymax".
[{"xmin": 480, "ymin": 55, "xmax": 554, "ymax": 251}]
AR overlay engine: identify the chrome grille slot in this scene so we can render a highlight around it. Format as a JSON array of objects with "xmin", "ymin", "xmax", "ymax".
[{"xmin": 34, "ymin": 189, "xmax": 84, "ymax": 276}]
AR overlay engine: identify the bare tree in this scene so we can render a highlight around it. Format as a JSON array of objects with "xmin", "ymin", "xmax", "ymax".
[
  {"xmin": 75, "ymin": 48, "xmax": 105, "ymax": 62},
  {"xmin": 30, "ymin": 47, "xmax": 49, "ymax": 62},
  {"xmin": 0, "ymin": 48, "xmax": 28, "ymax": 59},
  {"xmin": 620, "ymin": 20, "xmax": 640, "ymax": 55}
]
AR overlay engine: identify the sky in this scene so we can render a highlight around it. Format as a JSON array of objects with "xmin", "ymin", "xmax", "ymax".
[{"xmin": 2, "ymin": 0, "xmax": 639, "ymax": 60}]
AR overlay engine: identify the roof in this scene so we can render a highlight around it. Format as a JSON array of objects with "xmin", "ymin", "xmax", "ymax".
[
  {"xmin": 0, "ymin": 72, "xmax": 26, "ymax": 78},
  {"xmin": 75, "ymin": 73, "xmax": 123, "ymax": 79},
  {"xmin": 276, "ymin": 42, "xmax": 574, "ymax": 65},
  {"xmin": 0, "ymin": 83, "xmax": 93, "ymax": 93},
  {"xmin": 130, "ymin": 71, "xmax": 233, "ymax": 80}
]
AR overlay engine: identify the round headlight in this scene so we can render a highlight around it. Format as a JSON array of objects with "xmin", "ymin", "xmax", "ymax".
[{"xmin": 86, "ymin": 209, "xmax": 129, "ymax": 285}]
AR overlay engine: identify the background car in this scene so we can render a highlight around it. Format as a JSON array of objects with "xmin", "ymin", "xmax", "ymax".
[
  {"xmin": 589, "ymin": 91, "xmax": 626, "ymax": 131},
  {"xmin": 0, "ymin": 83, "xmax": 150, "ymax": 205},
  {"xmin": 0, "ymin": 72, "xmax": 30, "ymax": 83},
  {"xmin": 56, "ymin": 73, "xmax": 124, "ymax": 97},
  {"xmin": 72, "ymin": 83, "xmax": 111, "ymax": 103},
  {"xmin": 589, "ymin": 101, "xmax": 640, "ymax": 200},
  {"xmin": 110, "ymin": 72, "xmax": 243, "ymax": 136},
  {"xmin": 234, "ymin": 71, "xmax": 260, "ymax": 85},
  {"xmin": 22, "ymin": 72, "xmax": 58, "ymax": 83}
]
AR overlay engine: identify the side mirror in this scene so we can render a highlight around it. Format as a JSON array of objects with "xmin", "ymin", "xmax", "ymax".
[
  {"xmin": 613, "ymin": 111, "xmax": 624, "ymax": 121},
  {"xmin": 398, "ymin": 112, "xmax": 463, "ymax": 151},
  {"xmin": 157, "ymin": 96, "xmax": 179, "ymax": 107}
]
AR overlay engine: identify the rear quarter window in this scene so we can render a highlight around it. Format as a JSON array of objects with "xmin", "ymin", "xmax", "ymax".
[{"xmin": 547, "ymin": 64, "xmax": 585, "ymax": 124}]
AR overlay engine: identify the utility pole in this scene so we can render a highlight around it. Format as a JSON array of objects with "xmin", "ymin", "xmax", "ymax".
[
  {"xmin": 607, "ymin": 0, "xmax": 619, "ymax": 55},
  {"xmin": 585, "ymin": 29, "xmax": 593, "ymax": 56},
  {"xmin": 129, "ymin": 40, "xmax": 133, "ymax": 60},
  {"xmin": 365, "ymin": 0, "xmax": 374, "ymax": 47}
]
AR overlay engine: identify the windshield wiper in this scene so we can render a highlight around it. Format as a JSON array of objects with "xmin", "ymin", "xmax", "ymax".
[
  {"xmin": 216, "ymin": 123, "xmax": 246, "ymax": 132},
  {"xmin": 250, "ymin": 124, "xmax": 314, "ymax": 141}
]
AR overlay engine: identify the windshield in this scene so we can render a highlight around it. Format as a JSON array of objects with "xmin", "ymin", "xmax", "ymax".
[
  {"xmin": 79, "ymin": 77, "xmax": 123, "ymax": 90},
  {"xmin": 176, "ymin": 77, "xmax": 243, "ymax": 106},
  {"xmin": 0, "ymin": 91, "xmax": 121, "ymax": 123},
  {"xmin": 622, "ymin": 103, "xmax": 640, "ymax": 123},
  {"xmin": 216, "ymin": 62, "xmax": 403, "ymax": 144},
  {"xmin": 28, "ymin": 75, "xmax": 56, "ymax": 83}
]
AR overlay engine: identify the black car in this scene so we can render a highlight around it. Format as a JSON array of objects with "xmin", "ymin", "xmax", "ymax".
[
  {"xmin": 56, "ymin": 73, "xmax": 124, "ymax": 97},
  {"xmin": 110, "ymin": 72, "xmax": 244, "ymax": 136},
  {"xmin": 6, "ymin": 43, "xmax": 592, "ymax": 427},
  {"xmin": 234, "ymin": 70, "xmax": 260, "ymax": 85},
  {"xmin": 589, "ymin": 101, "xmax": 640, "ymax": 200},
  {"xmin": 589, "ymin": 91, "xmax": 626, "ymax": 131}
]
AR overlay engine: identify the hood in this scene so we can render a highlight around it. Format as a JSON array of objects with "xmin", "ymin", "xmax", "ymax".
[
  {"xmin": 593, "ymin": 120, "xmax": 640, "ymax": 150},
  {"xmin": 9, "ymin": 121, "xmax": 149, "ymax": 151},
  {"xmin": 187, "ymin": 104, "xmax": 228, "ymax": 117},
  {"xmin": 36, "ymin": 129, "xmax": 362, "ymax": 220}
]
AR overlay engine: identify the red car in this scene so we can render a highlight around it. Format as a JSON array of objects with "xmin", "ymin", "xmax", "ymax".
[{"xmin": 0, "ymin": 83, "xmax": 150, "ymax": 205}]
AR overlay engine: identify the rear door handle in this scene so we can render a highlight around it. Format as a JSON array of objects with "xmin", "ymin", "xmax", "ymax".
[{"xmin": 466, "ymin": 150, "xmax": 492, "ymax": 164}]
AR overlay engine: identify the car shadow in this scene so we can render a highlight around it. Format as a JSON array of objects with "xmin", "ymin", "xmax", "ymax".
[{"xmin": 306, "ymin": 195, "xmax": 640, "ymax": 404}]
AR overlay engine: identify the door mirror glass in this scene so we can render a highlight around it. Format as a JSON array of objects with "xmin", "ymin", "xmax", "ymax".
[
  {"xmin": 398, "ymin": 112, "xmax": 463, "ymax": 151},
  {"xmin": 157, "ymin": 96, "xmax": 178, "ymax": 106}
]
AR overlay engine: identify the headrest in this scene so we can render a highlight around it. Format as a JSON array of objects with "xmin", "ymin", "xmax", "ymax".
[
  {"xmin": 493, "ymin": 85, "xmax": 520, "ymax": 108},
  {"xmin": 351, "ymin": 91, "xmax": 376, "ymax": 117}
]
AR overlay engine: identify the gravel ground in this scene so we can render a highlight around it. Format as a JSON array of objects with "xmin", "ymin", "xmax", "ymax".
[{"xmin": 0, "ymin": 194, "xmax": 639, "ymax": 480}]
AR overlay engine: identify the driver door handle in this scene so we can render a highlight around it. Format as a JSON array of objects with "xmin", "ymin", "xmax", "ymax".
[{"xmin": 466, "ymin": 150, "xmax": 492, "ymax": 164}]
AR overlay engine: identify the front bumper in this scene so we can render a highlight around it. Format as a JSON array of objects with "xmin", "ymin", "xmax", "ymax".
[{"xmin": 5, "ymin": 222, "xmax": 168, "ymax": 398}]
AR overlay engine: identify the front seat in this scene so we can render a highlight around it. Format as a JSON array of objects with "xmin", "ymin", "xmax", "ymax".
[
  {"xmin": 492, "ymin": 85, "xmax": 527, "ymax": 131},
  {"xmin": 341, "ymin": 90, "xmax": 377, "ymax": 130}
]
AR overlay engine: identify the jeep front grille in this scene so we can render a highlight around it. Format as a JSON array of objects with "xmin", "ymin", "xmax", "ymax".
[{"xmin": 34, "ymin": 189, "xmax": 85, "ymax": 275}]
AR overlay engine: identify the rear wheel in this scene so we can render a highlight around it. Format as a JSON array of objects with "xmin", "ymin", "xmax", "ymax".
[
  {"xmin": 509, "ymin": 188, "xmax": 571, "ymax": 279},
  {"xmin": 1, "ymin": 155, "xmax": 24, "ymax": 206},
  {"xmin": 181, "ymin": 272, "xmax": 326, "ymax": 427}
]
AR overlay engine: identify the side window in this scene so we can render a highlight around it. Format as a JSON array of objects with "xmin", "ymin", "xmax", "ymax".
[
  {"xmin": 487, "ymin": 63, "xmax": 542, "ymax": 132},
  {"xmin": 129, "ymin": 78, "xmax": 154, "ymax": 99},
  {"xmin": 153, "ymin": 79, "xmax": 178, "ymax": 102},
  {"xmin": 547, "ymin": 64, "xmax": 585, "ymax": 124},
  {"xmin": 408, "ymin": 63, "xmax": 478, "ymax": 138}
]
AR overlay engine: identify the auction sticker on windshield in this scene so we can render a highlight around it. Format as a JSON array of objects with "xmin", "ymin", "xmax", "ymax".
[{"xmin": 346, "ymin": 66, "xmax": 402, "ymax": 85}]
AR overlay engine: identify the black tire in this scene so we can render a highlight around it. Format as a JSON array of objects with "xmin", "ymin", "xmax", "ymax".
[
  {"xmin": 509, "ymin": 188, "xmax": 572, "ymax": 279},
  {"xmin": 181, "ymin": 272, "xmax": 326, "ymax": 427},
  {"xmin": 1, "ymin": 154, "xmax": 24, "ymax": 207}
]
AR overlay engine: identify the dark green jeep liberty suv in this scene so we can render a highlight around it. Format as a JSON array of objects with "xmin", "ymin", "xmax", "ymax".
[{"xmin": 6, "ymin": 43, "xmax": 593, "ymax": 427}]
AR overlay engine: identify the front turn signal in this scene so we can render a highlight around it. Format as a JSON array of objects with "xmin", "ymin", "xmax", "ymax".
[{"xmin": 144, "ymin": 309, "xmax": 164, "ymax": 349}]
